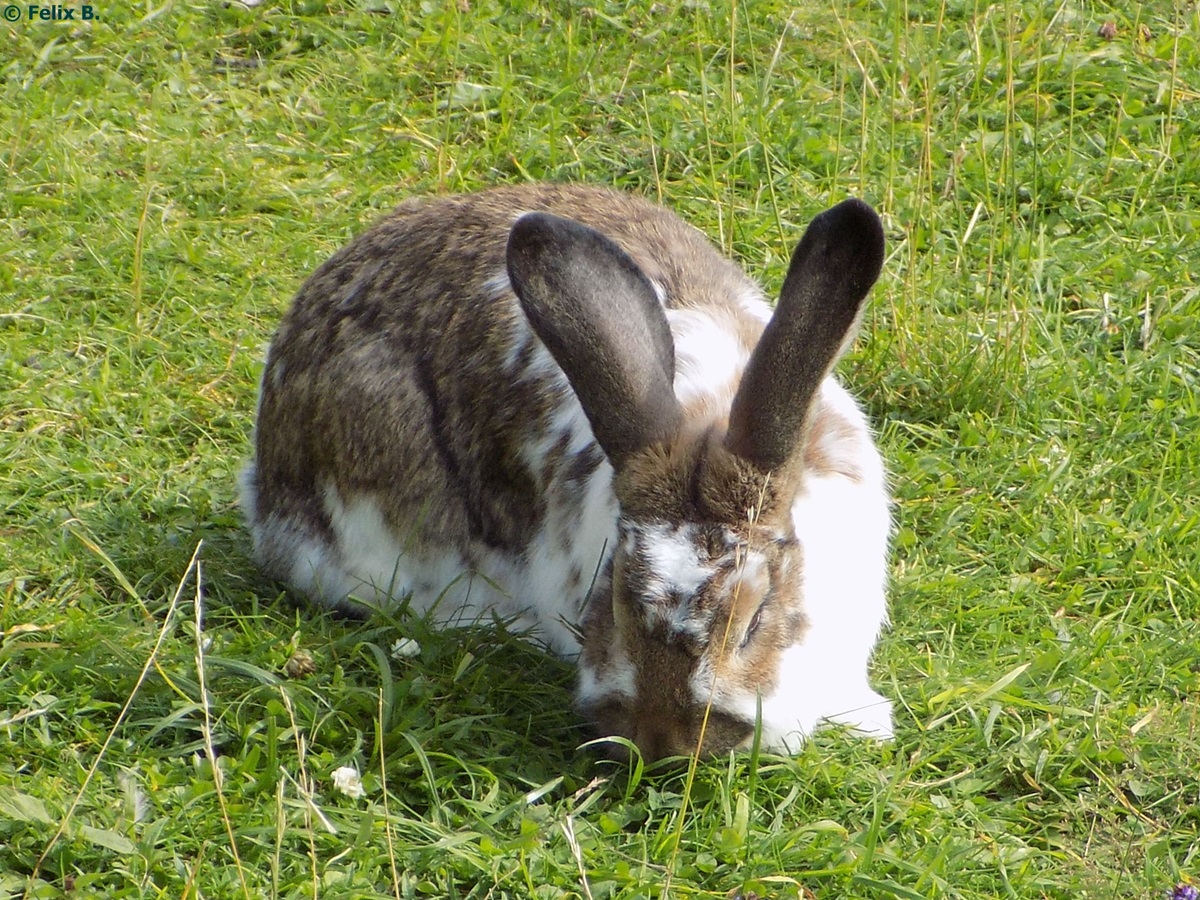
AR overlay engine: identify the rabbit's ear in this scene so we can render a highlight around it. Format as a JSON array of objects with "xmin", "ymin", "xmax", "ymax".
[
  {"xmin": 725, "ymin": 198, "xmax": 884, "ymax": 474},
  {"xmin": 507, "ymin": 211, "xmax": 682, "ymax": 465}
]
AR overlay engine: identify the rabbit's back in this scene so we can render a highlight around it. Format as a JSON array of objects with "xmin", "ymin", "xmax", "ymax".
[{"xmin": 242, "ymin": 185, "xmax": 764, "ymax": 652}]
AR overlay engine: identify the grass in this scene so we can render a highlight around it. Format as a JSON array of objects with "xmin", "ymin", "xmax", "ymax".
[{"xmin": 2, "ymin": 0, "xmax": 1198, "ymax": 896}]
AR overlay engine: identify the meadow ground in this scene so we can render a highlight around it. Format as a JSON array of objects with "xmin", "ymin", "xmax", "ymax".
[{"xmin": 2, "ymin": 0, "xmax": 1199, "ymax": 897}]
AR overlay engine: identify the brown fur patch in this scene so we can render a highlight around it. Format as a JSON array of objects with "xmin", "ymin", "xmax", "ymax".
[{"xmin": 614, "ymin": 429, "xmax": 795, "ymax": 528}]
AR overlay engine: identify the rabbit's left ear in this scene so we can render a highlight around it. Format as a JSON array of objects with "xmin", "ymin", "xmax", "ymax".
[
  {"xmin": 724, "ymin": 198, "xmax": 884, "ymax": 475},
  {"xmin": 507, "ymin": 211, "xmax": 683, "ymax": 466}
]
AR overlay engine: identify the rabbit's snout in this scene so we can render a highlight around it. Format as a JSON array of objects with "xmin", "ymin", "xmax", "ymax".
[
  {"xmin": 586, "ymin": 698, "xmax": 755, "ymax": 764},
  {"xmin": 632, "ymin": 709, "xmax": 755, "ymax": 763},
  {"xmin": 585, "ymin": 705, "xmax": 753, "ymax": 768}
]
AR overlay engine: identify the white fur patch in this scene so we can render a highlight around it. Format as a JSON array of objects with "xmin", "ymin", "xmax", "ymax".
[
  {"xmin": 811, "ymin": 377, "xmax": 887, "ymax": 485},
  {"xmin": 483, "ymin": 270, "xmax": 512, "ymax": 299},
  {"xmin": 737, "ymin": 286, "xmax": 773, "ymax": 325},
  {"xmin": 689, "ymin": 656, "xmax": 756, "ymax": 724},
  {"xmin": 288, "ymin": 535, "xmax": 357, "ymax": 605},
  {"xmin": 322, "ymin": 487, "xmax": 415, "ymax": 595},
  {"xmin": 238, "ymin": 463, "xmax": 259, "ymax": 523},
  {"xmin": 647, "ymin": 277, "xmax": 668, "ymax": 306},
  {"xmin": 577, "ymin": 645, "xmax": 636, "ymax": 706},
  {"xmin": 637, "ymin": 522, "xmax": 714, "ymax": 599},
  {"xmin": 666, "ymin": 308, "xmax": 751, "ymax": 407},
  {"xmin": 626, "ymin": 521, "xmax": 720, "ymax": 644},
  {"xmin": 483, "ymin": 271, "xmax": 531, "ymax": 375},
  {"xmin": 517, "ymin": 456, "xmax": 619, "ymax": 651}
]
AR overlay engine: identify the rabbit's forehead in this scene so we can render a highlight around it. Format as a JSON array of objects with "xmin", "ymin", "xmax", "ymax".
[
  {"xmin": 621, "ymin": 521, "xmax": 729, "ymax": 587},
  {"xmin": 620, "ymin": 519, "xmax": 789, "ymax": 560}
]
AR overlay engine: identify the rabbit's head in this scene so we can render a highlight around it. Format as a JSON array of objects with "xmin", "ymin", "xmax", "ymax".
[{"xmin": 507, "ymin": 198, "xmax": 886, "ymax": 762}]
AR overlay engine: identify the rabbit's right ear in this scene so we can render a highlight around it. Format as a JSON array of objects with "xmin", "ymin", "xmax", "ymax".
[
  {"xmin": 725, "ymin": 198, "xmax": 885, "ymax": 476},
  {"xmin": 507, "ymin": 211, "xmax": 683, "ymax": 465}
]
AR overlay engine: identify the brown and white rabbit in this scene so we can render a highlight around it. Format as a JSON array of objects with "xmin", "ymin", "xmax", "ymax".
[{"xmin": 241, "ymin": 183, "xmax": 893, "ymax": 760}]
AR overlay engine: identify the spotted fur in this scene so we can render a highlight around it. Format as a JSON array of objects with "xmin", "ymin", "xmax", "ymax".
[{"xmin": 242, "ymin": 183, "xmax": 893, "ymax": 761}]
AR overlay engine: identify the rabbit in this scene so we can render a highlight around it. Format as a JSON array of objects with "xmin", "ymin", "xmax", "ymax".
[{"xmin": 241, "ymin": 183, "xmax": 894, "ymax": 760}]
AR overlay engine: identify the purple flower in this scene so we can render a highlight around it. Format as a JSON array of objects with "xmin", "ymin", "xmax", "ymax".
[{"xmin": 1169, "ymin": 884, "xmax": 1198, "ymax": 900}]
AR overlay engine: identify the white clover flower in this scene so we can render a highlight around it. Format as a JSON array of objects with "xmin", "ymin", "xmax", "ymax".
[
  {"xmin": 331, "ymin": 766, "xmax": 365, "ymax": 799},
  {"xmin": 390, "ymin": 637, "xmax": 421, "ymax": 660}
]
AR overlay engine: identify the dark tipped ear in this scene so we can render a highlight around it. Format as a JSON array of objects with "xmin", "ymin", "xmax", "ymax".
[
  {"xmin": 507, "ymin": 211, "xmax": 683, "ymax": 465},
  {"xmin": 725, "ymin": 198, "xmax": 885, "ymax": 473}
]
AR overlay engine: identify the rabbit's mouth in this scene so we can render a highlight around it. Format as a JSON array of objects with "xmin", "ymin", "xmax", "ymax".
[{"xmin": 579, "ymin": 697, "xmax": 755, "ymax": 764}]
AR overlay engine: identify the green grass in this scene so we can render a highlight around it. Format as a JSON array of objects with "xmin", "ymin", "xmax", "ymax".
[{"xmin": 2, "ymin": 0, "xmax": 1199, "ymax": 897}]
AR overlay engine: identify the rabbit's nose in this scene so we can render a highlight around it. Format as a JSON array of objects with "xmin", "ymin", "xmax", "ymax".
[
  {"xmin": 630, "ymin": 707, "xmax": 757, "ymax": 763},
  {"xmin": 632, "ymin": 724, "xmax": 669, "ymax": 763},
  {"xmin": 631, "ymin": 717, "xmax": 691, "ymax": 765}
]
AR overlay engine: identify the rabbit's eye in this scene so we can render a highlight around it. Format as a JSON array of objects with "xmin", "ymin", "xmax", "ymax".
[{"xmin": 742, "ymin": 606, "xmax": 764, "ymax": 647}]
